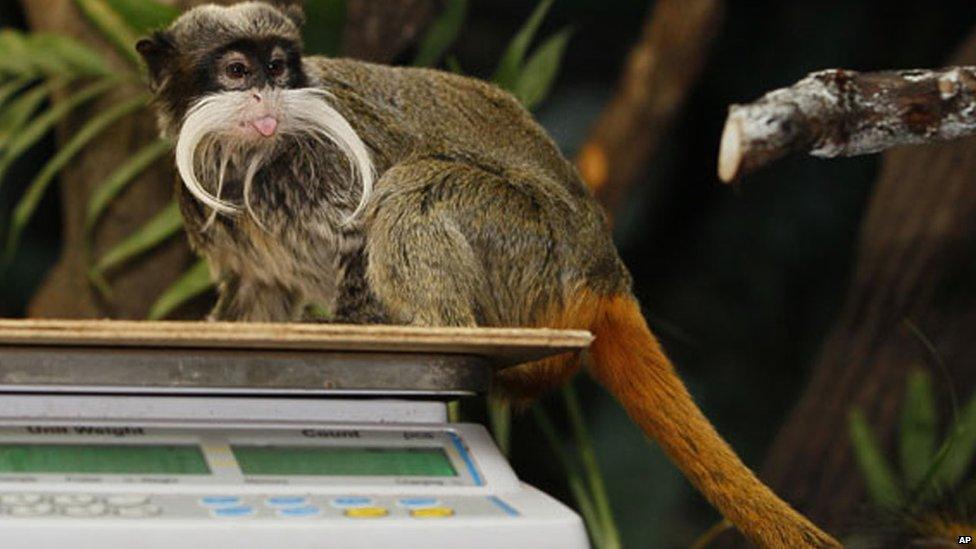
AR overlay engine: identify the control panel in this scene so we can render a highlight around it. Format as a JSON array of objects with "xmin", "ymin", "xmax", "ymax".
[{"xmin": 0, "ymin": 420, "xmax": 587, "ymax": 549}]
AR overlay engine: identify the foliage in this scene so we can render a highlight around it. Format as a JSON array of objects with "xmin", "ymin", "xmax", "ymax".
[
  {"xmin": 490, "ymin": 0, "xmax": 571, "ymax": 110},
  {"xmin": 849, "ymin": 369, "xmax": 976, "ymax": 510},
  {"xmin": 412, "ymin": 0, "xmax": 468, "ymax": 67}
]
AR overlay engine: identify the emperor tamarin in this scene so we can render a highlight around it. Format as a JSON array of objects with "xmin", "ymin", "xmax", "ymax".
[{"xmin": 136, "ymin": 2, "xmax": 838, "ymax": 546}]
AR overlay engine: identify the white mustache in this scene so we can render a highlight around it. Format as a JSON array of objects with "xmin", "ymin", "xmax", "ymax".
[{"xmin": 175, "ymin": 88, "xmax": 376, "ymax": 225}]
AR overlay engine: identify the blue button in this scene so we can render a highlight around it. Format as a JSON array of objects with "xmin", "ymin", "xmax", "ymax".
[
  {"xmin": 212, "ymin": 505, "xmax": 255, "ymax": 518},
  {"xmin": 397, "ymin": 498, "xmax": 440, "ymax": 508},
  {"xmin": 200, "ymin": 496, "xmax": 242, "ymax": 508},
  {"xmin": 331, "ymin": 497, "xmax": 373, "ymax": 508},
  {"xmin": 266, "ymin": 496, "xmax": 308, "ymax": 508},
  {"xmin": 277, "ymin": 505, "xmax": 320, "ymax": 518}
]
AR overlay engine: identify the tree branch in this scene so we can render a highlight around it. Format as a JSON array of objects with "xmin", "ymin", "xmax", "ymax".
[
  {"xmin": 576, "ymin": 0, "xmax": 724, "ymax": 212},
  {"xmin": 718, "ymin": 66, "xmax": 976, "ymax": 182}
]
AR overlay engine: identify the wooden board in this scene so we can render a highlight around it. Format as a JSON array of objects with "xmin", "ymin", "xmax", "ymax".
[{"xmin": 0, "ymin": 319, "xmax": 593, "ymax": 366}]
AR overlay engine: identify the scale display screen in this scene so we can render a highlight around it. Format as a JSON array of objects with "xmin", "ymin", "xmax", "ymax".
[
  {"xmin": 0, "ymin": 444, "xmax": 210, "ymax": 475},
  {"xmin": 232, "ymin": 446, "xmax": 458, "ymax": 477}
]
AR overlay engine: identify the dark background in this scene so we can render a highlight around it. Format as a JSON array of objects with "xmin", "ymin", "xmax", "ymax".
[{"xmin": 2, "ymin": 1, "xmax": 975, "ymax": 546}]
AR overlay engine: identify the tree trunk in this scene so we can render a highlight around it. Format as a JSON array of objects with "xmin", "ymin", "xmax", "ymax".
[{"xmin": 758, "ymin": 28, "xmax": 976, "ymax": 536}]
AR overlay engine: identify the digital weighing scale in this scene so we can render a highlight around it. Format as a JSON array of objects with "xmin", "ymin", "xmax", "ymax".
[{"xmin": 0, "ymin": 320, "xmax": 592, "ymax": 549}]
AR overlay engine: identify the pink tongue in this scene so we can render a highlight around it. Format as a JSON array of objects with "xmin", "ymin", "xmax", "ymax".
[{"xmin": 252, "ymin": 116, "xmax": 278, "ymax": 137}]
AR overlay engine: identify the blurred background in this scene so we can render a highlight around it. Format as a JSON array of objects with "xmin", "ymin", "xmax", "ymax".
[{"xmin": 2, "ymin": 0, "xmax": 976, "ymax": 547}]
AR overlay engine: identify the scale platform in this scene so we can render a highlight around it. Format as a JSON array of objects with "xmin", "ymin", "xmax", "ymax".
[
  {"xmin": 0, "ymin": 319, "xmax": 591, "ymax": 397},
  {"xmin": 0, "ymin": 320, "xmax": 594, "ymax": 549}
]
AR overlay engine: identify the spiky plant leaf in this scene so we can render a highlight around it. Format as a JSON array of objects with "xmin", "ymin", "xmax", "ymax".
[
  {"xmin": 0, "ymin": 78, "xmax": 34, "ymax": 109},
  {"xmin": 0, "ymin": 30, "xmax": 36, "ymax": 77},
  {"xmin": 148, "ymin": 259, "xmax": 213, "ymax": 320},
  {"xmin": 487, "ymin": 398, "xmax": 511, "ymax": 456},
  {"xmin": 849, "ymin": 408, "xmax": 904, "ymax": 507},
  {"xmin": 513, "ymin": 26, "xmax": 571, "ymax": 110},
  {"xmin": 934, "ymin": 392, "xmax": 976, "ymax": 488},
  {"xmin": 900, "ymin": 370, "xmax": 938, "ymax": 488},
  {"xmin": 445, "ymin": 55, "xmax": 464, "ymax": 75},
  {"xmin": 73, "ymin": 0, "xmax": 142, "ymax": 67},
  {"xmin": 532, "ymin": 404, "xmax": 605, "ymax": 547},
  {"xmin": 5, "ymin": 95, "xmax": 148, "ymax": 262},
  {"xmin": 492, "ymin": 0, "xmax": 554, "ymax": 90},
  {"xmin": 0, "ymin": 82, "xmax": 55, "ymax": 147},
  {"xmin": 92, "ymin": 199, "xmax": 182, "ymax": 276},
  {"xmin": 102, "ymin": 0, "xmax": 179, "ymax": 34},
  {"xmin": 0, "ymin": 31, "xmax": 109, "ymax": 79},
  {"xmin": 413, "ymin": 0, "xmax": 468, "ymax": 67},
  {"xmin": 0, "ymin": 78, "xmax": 116, "ymax": 185},
  {"xmin": 84, "ymin": 138, "xmax": 171, "ymax": 237},
  {"xmin": 31, "ymin": 34, "xmax": 110, "ymax": 76}
]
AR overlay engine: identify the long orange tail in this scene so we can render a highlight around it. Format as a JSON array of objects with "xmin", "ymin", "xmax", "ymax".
[{"xmin": 587, "ymin": 295, "xmax": 839, "ymax": 548}]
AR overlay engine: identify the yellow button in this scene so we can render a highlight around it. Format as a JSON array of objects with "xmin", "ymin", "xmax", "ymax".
[
  {"xmin": 410, "ymin": 507, "xmax": 455, "ymax": 519},
  {"xmin": 344, "ymin": 506, "xmax": 389, "ymax": 518}
]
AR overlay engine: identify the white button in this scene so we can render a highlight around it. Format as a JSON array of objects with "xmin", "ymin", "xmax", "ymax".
[
  {"xmin": 1, "ymin": 494, "xmax": 43, "ymax": 505},
  {"xmin": 116, "ymin": 504, "xmax": 162, "ymax": 518},
  {"xmin": 54, "ymin": 494, "xmax": 97, "ymax": 506},
  {"xmin": 9, "ymin": 503, "xmax": 52, "ymax": 517},
  {"xmin": 62, "ymin": 503, "xmax": 107, "ymax": 517},
  {"xmin": 107, "ymin": 495, "xmax": 150, "ymax": 507}
]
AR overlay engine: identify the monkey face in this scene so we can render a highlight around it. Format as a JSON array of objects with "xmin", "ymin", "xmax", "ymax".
[
  {"xmin": 137, "ymin": 1, "xmax": 375, "ymax": 226},
  {"xmin": 136, "ymin": 1, "xmax": 308, "ymax": 138}
]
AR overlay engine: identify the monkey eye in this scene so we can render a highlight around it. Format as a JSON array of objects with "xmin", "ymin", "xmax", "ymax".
[
  {"xmin": 226, "ymin": 62, "xmax": 249, "ymax": 79},
  {"xmin": 267, "ymin": 59, "xmax": 285, "ymax": 78}
]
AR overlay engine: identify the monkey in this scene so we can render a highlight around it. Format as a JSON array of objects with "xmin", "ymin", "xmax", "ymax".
[{"xmin": 135, "ymin": 2, "xmax": 840, "ymax": 546}]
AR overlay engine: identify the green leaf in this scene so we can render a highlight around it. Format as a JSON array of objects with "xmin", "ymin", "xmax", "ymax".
[
  {"xmin": 487, "ymin": 398, "xmax": 511, "ymax": 457},
  {"xmin": 148, "ymin": 259, "xmax": 213, "ymax": 320},
  {"xmin": 899, "ymin": 370, "xmax": 938, "ymax": 488},
  {"xmin": 5, "ymin": 94, "xmax": 148, "ymax": 263},
  {"xmin": 934, "ymin": 392, "xmax": 976, "ymax": 487},
  {"xmin": 84, "ymin": 138, "xmax": 171, "ymax": 237},
  {"xmin": 412, "ymin": 0, "xmax": 468, "ymax": 67},
  {"xmin": 0, "ymin": 31, "xmax": 37, "ymax": 77},
  {"xmin": 491, "ymin": 0, "xmax": 554, "ymax": 90},
  {"xmin": 303, "ymin": 0, "xmax": 346, "ymax": 56},
  {"xmin": 73, "ymin": 0, "xmax": 143, "ymax": 67},
  {"xmin": 445, "ymin": 55, "xmax": 464, "ymax": 75},
  {"xmin": 0, "ymin": 78, "xmax": 116, "ymax": 186},
  {"xmin": 103, "ymin": 0, "xmax": 179, "ymax": 34},
  {"xmin": 0, "ymin": 77, "xmax": 34, "ymax": 111},
  {"xmin": 531, "ymin": 404, "xmax": 605, "ymax": 547},
  {"xmin": 93, "ymin": 200, "xmax": 182, "ymax": 276},
  {"xmin": 849, "ymin": 408, "xmax": 903, "ymax": 507},
  {"xmin": 513, "ymin": 26, "xmax": 572, "ymax": 110},
  {"xmin": 0, "ymin": 31, "xmax": 108, "ymax": 79},
  {"xmin": 31, "ymin": 34, "xmax": 110, "ymax": 76},
  {"xmin": 0, "ymin": 81, "xmax": 56, "ymax": 148},
  {"xmin": 562, "ymin": 383, "xmax": 621, "ymax": 548}
]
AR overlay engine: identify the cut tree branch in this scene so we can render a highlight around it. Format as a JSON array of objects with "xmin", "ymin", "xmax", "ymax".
[{"xmin": 718, "ymin": 66, "xmax": 976, "ymax": 182}]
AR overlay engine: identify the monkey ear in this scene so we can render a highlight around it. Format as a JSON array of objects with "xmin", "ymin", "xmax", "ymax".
[
  {"xmin": 268, "ymin": 0, "xmax": 305, "ymax": 28},
  {"xmin": 136, "ymin": 31, "xmax": 177, "ymax": 86}
]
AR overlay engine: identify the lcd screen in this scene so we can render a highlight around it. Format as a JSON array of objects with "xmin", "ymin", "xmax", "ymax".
[
  {"xmin": 0, "ymin": 444, "xmax": 210, "ymax": 475},
  {"xmin": 232, "ymin": 446, "xmax": 458, "ymax": 477}
]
